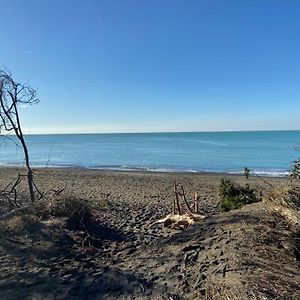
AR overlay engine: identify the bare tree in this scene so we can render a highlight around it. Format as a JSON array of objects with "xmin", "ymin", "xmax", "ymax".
[{"xmin": 0, "ymin": 70, "xmax": 39, "ymax": 202}]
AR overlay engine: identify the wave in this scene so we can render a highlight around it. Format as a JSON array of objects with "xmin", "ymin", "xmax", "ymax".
[
  {"xmin": 86, "ymin": 165, "xmax": 291, "ymax": 177},
  {"xmin": 156, "ymin": 138, "xmax": 227, "ymax": 147},
  {"xmin": 229, "ymin": 169, "xmax": 290, "ymax": 178},
  {"xmin": 0, "ymin": 162, "xmax": 290, "ymax": 177}
]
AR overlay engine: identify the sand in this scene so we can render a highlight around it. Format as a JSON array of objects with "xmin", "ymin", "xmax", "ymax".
[{"xmin": 0, "ymin": 168, "xmax": 300, "ymax": 299}]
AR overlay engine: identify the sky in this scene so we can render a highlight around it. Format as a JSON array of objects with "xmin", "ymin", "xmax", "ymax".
[{"xmin": 1, "ymin": 0, "xmax": 300, "ymax": 134}]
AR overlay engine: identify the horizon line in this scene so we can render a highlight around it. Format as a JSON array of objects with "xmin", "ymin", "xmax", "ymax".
[{"xmin": 18, "ymin": 129, "xmax": 300, "ymax": 135}]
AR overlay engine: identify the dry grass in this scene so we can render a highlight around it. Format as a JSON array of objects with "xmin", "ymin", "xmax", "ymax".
[
  {"xmin": 0, "ymin": 214, "xmax": 37, "ymax": 233},
  {"xmin": 263, "ymin": 184, "xmax": 300, "ymax": 225},
  {"xmin": 0, "ymin": 195, "xmax": 95, "ymax": 233},
  {"xmin": 204, "ymin": 279, "xmax": 259, "ymax": 300},
  {"xmin": 31, "ymin": 195, "xmax": 93, "ymax": 230}
]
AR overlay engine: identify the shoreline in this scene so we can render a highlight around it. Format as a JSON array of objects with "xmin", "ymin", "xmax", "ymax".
[
  {"xmin": 0, "ymin": 164, "xmax": 291, "ymax": 179},
  {"xmin": 0, "ymin": 165, "xmax": 288, "ymax": 210}
]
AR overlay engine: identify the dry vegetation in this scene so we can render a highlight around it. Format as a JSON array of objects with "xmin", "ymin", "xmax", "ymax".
[{"xmin": 263, "ymin": 183, "xmax": 300, "ymax": 225}]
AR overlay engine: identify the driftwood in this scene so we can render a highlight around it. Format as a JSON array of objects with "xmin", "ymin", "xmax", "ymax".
[
  {"xmin": 173, "ymin": 181, "xmax": 201, "ymax": 214},
  {"xmin": 0, "ymin": 196, "xmax": 52, "ymax": 221},
  {"xmin": 0, "ymin": 172, "xmax": 44, "ymax": 210},
  {"xmin": 152, "ymin": 181, "xmax": 206, "ymax": 229},
  {"xmin": 1, "ymin": 172, "xmax": 24, "ymax": 207},
  {"xmin": 0, "ymin": 206, "xmax": 28, "ymax": 221},
  {"xmin": 0, "ymin": 175, "xmax": 64, "ymax": 221},
  {"xmin": 50, "ymin": 186, "xmax": 66, "ymax": 196},
  {"xmin": 151, "ymin": 213, "xmax": 206, "ymax": 230}
]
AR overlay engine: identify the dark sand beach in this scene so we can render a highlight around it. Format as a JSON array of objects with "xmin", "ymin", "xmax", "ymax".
[{"xmin": 0, "ymin": 168, "xmax": 300, "ymax": 299}]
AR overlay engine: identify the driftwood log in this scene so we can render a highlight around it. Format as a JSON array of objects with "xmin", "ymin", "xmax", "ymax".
[
  {"xmin": 151, "ymin": 181, "xmax": 206, "ymax": 229},
  {"xmin": 0, "ymin": 206, "xmax": 29, "ymax": 221}
]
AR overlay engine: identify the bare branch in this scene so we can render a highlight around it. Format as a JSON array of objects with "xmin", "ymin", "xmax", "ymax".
[{"xmin": 0, "ymin": 69, "xmax": 40, "ymax": 203}]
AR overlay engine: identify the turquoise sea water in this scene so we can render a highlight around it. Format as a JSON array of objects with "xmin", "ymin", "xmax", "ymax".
[{"xmin": 1, "ymin": 131, "xmax": 300, "ymax": 177}]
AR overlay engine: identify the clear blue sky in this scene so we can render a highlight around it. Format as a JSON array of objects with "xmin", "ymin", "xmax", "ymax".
[{"xmin": 1, "ymin": 0, "xmax": 300, "ymax": 133}]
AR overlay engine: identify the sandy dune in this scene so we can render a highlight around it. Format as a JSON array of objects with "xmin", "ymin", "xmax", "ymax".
[{"xmin": 0, "ymin": 168, "xmax": 300, "ymax": 299}]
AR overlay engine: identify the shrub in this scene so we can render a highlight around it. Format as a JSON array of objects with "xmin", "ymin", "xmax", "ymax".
[
  {"xmin": 290, "ymin": 158, "xmax": 300, "ymax": 182},
  {"xmin": 219, "ymin": 179, "xmax": 259, "ymax": 212},
  {"xmin": 243, "ymin": 167, "xmax": 251, "ymax": 180},
  {"xmin": 32, "ymin": 196, "xmax": 92, "ymax": 230},
  {"xmin": 263, "ymin": 185, "xmax": 300, "ymax": 210},
  {"xmin": 0, "ymin": 214, "xmax": 37, "ymax": 233},
  {"xmin": 263, "ymin": 184, "xmax": 300, "ymax": 225}
]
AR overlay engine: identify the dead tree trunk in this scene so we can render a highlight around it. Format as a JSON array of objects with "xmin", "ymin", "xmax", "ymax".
[
  {"xmin": 0, "ymin": 70, "xmax": 39, "ymax": 203},
  {"xmin": 14, "ymin": 101, "xmax": 35, "ymax": 202},
  {"xmin": 19, "ymin": 136, "xmax": 35, "ymax": 202}
]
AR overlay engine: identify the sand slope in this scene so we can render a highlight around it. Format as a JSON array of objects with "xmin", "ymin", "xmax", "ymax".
[{"xmin": 0, "ymin": 169, "xmax": 300, "ymax": 299}]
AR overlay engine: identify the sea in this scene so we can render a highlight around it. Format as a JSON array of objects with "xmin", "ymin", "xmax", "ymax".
[{"xmin": 1, "ymin": 131, "xmax": 300, "ymax": 177}]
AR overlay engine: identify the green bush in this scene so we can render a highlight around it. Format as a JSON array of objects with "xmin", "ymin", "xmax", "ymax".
[
  {"xmin": 219, "ymin": 179, "xmax": 259, "ymax": 211},
  {"xmin": 290, "ymin": 158, "xmax": 300, "ymax": 182}
]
